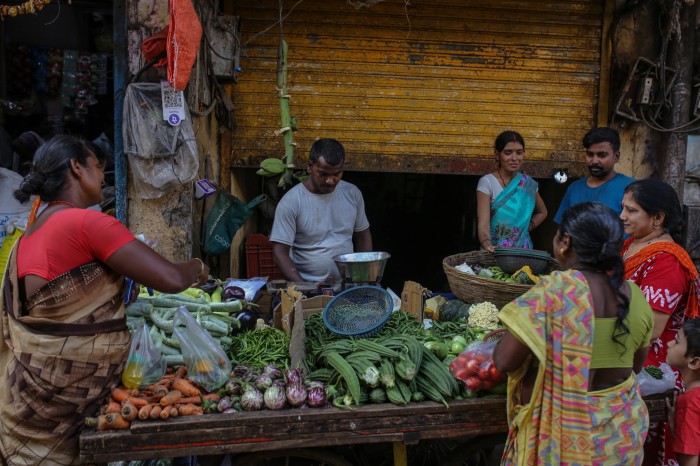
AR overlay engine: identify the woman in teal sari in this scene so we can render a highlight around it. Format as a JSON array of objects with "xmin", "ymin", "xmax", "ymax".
[{"xmin": 477, "ymin": 131, "xmax": 547, "ymax": 252}]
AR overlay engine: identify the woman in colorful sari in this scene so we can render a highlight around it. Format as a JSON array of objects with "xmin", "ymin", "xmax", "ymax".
[
  {"xmin": 493, "ymin": 202, "xmax": 653, "ymax": 465},
  {"xmin": 0, "ymin": 135, "xmax": 210, "ymax": 466},
  {"xmin": 477, "ymin": 131, "xmax": 547, "ymax": 252},
  {"xmin": 619, "ymin": 179, "xmax": 700, "ymax": 466}
]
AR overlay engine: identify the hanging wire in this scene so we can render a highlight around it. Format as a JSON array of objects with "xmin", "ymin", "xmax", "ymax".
[
  {"xmin": 640, "ymin": 107, "xmax": 700, "ymax": 133},
  {"xmin": 633, "ymin": 0, "xmax": 697, "ymax": 133},
  {"xmin": 44, "ymin": 0, "xmax": 60, "ymax": 25},
  {"xmin": 243, "ymin": 0, "xmax": 305, "ymax": 46}
]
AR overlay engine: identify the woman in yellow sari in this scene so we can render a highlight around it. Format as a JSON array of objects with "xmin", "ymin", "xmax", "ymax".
[
  {"xmin": 493, "ymin": 202, "xmax": 653, "ymax": 465},
  {"xmin": 0, "ymin": 135, "xmax": 210, "ymax": 466}
]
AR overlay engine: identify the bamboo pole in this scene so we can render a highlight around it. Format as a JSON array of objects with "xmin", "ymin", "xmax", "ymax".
[{"xmin": 277, "ymin": 38, "xmax": 295, "ymax": 188}]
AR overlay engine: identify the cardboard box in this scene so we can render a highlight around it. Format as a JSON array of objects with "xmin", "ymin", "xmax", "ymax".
[
  {"xmin": 271, "ymin": 287, "xmax": 333, "ymax": 369},
  {"xmin": 272, "ymin": 287, "xmax": 333, "ymax": 335},
  {"xmin": 253, "ymin": 289, "xmax": 273, "ymax": 321},
  {"xmin": 400, "ymin": 280, "xmax": 431, "ymax": 321}
]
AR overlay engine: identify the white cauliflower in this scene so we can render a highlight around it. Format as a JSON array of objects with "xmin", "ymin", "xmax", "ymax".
[{"xmin": 468, "ymin": 301, "xmax": 500, "ymax": 330}]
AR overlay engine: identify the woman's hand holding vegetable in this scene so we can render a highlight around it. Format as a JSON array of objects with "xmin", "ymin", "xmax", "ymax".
[{"xmin": 107, "ymin": 239, "xmax": 210, "ymax": 294}]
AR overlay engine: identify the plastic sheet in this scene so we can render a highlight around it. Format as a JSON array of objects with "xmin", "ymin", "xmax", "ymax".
[{"xmin": 122, "ymin": 83, "xmax": 198, "ymax": 199}]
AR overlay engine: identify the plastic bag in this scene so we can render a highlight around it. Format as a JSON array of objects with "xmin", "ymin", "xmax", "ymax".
[
  {"xmin": 203, "ymin": 191, "xmax": 266, "ymax": 255},
  {"xmin": 173, "ymin": 307, "xmax": 231, "ymax": 391},
  {"xmin": 122, "ymin": 83, "xmax": 199, "ymax": 199},
  {"xmin": 225, "ymin": 277, "xmax": 268, "ymax": 301},
  {"xmin": 0, "ymin": 219, "xmax": 24, "ymax": 280},
  {"xmin": 449, "ymin": 340, "xmax": 506, "ymax": 394},
  {"xmin": 637, "ymin": 363, "xmax": 677, "ymax": 396},
  {"xmin": 122, "ymin": 321, "xmax": 166, "ymax": 389}
]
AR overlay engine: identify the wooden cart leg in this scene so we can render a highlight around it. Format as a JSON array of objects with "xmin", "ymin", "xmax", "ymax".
[{"xmin": 393, "ymin": 441, "xmax": 408, "ymax": 466}]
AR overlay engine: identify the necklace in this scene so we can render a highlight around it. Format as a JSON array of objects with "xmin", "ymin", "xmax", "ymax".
[
  {"xmin": 623, "ymin": 231, "xmax": 666, "ymax": 260},
  {"xmin": 496, "ymin": 170, "xmax": 509, "ymax": 188},
  {"xmin": 48, "ymin": 200, "xmax": 79, "ymax": 209}
]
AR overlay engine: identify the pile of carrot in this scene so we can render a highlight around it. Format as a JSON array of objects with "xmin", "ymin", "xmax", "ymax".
[{"xmin": 84, "ymin": 366, "xmax": 218, "ymax": 431}]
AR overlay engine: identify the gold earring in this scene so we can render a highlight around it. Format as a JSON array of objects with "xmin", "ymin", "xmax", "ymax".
[{"xmin": 559, "ymin": 247, "xmax": 566, "ymax": 255}]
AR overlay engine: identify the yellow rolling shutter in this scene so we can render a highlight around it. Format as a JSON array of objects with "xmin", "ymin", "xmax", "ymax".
[{"xmin": 230, "ymin": 0, "xmax": 603, "ymax": 176}]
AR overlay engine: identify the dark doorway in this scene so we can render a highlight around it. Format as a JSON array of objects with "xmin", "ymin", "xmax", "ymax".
[{"xmin": 343, "ymin": 171, "xmax": 567, "ymax": 294}]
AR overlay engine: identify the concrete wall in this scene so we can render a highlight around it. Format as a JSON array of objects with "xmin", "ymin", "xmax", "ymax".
[{"xmin": 125, "ymin": 0, "xmax": 216, "ymax": 264}]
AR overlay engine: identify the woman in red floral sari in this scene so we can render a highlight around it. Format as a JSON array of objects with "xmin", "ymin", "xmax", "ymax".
[{"xmin": 620, "ymin": 179, "xmax": 700, "ymax": 466}]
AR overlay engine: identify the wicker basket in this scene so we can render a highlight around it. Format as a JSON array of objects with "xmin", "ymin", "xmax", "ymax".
[{"xmin": 442, "ymin": 251, "xmax": 561, "ymax": 308}]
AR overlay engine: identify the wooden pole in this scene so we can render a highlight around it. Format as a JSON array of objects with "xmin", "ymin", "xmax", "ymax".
[{"xmin": 657, "ymin": 0, "xmax": 696, "ymax": 197}]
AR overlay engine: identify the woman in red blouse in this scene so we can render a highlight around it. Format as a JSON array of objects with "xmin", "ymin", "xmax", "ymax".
[
  {"xmin": 0, "ymin": 135, "xmax": 210, "ymax": 466},
  {"xmin": 620, "ymin": 178, "xmax": 700, "ymax": 466}
]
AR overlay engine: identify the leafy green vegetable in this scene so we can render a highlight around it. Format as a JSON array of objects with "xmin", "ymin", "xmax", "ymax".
[{"xmin": 644, "ymin": 365, "xmax": 663, "ymax": 380}]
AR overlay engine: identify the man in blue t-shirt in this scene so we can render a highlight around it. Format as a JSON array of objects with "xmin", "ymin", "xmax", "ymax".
[{"xmin": 554, "ymin": 127, "xmax": 635, "ymax": 223}]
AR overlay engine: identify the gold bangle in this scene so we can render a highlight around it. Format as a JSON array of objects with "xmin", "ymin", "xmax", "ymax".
[
  {"xmin": 193, "ymin": 258, "xmax": 205, "ymax": 284},
  {"xmin": 481, "ymin": 238, "xmax": 492, "ymax": 245}
]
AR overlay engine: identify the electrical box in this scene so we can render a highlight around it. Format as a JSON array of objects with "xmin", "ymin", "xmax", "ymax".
[
  {"xmin": 637, "ymin": 77, "xmax": 656, "ymax": 105},
  {"xmin": 204, "ymin": 15, "xmax": 241, "ymax": 80},
  {"xmin": 613, "ymin": 57, "xmax": 677, "ymax": 122}
]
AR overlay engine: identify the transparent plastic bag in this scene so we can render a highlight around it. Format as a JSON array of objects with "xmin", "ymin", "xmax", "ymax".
[
  {"xmin": 449, "ymin": 340, "xmax": 506, "ymax": 394},
  {"xmin": 173, "ymin": 307, "xmax": 232, "ymax": 391},
  {"xmin": 122, "ymin": 82, "xmax": 199, "ymax": 199},
  {"xmin": 637, "ymin": 363, "xmax": 677, "ymax": 396},
  {"xmin": 122, "ymin": 321, "xmax": 166, "ymax": 389},
  {"xmin": 224, "ymin": 277, "xmax": 268, "ymax": 301}
]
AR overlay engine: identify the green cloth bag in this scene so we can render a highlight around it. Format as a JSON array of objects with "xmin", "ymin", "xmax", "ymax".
[{"xmin": 203, "ymin": 192, "xmax": 266, "ymax": 255}]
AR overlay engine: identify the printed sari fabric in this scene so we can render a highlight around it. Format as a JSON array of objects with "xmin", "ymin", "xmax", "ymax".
[
  {"xmin": 621, "ymin": 240, "xmax": 699, "ymax": 466},
  {"xmin": 498, "ymin": 270, "xmax": 648, "ymax": 465},
  {"xmin": 490, "ymin": 173, "xmax": 537, "ymax": 249},
  {"xmin": 0, "ymin": 241, "xmax": 130, "ymax": 466}
]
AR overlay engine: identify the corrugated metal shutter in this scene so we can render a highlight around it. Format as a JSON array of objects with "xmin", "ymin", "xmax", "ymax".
[{"xmin": 230, "ymin": 0, "xmax": 603, "ymax": 176}]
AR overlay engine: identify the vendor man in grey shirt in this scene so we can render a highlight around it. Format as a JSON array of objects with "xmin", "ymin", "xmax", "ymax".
[{"xmin": 270, "ymin": 138, "xmax": 373, "ymax": 285}]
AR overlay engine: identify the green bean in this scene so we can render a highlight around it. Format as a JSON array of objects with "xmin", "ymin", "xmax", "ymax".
[{"xmin": 228, "ymin": 327, "xmax": 290, "ymax": 371}]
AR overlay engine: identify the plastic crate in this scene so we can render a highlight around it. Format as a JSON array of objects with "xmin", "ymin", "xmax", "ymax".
[{"xmin": 245, "ymin": 234, "xmax": 284, "ymax": 280}]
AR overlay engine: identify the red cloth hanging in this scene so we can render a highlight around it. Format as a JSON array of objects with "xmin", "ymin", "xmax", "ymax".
[
  {"xmin": 141, "ymin": 27, "xmax": 168, "ymax": 67},
  {"xmin": 139, "ymin": 0, "xmax": 202, "ymax": 91},
  {"xmin": 167, "ymin": 0, "xmax": 202, "ymax": 90}
]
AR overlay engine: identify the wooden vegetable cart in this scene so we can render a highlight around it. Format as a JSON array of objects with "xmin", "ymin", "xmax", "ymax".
[{"xmin": 80, "ymin": 394, "xmax": 667, "ymax": 465}]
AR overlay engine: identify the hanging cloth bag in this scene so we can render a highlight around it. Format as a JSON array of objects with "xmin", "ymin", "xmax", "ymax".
[
  {"xmin": 203, "ymin": 192, "xmax": 266, "ymax": 255},
  {"xmin": 167, "ymin": 0, "xmax": 202, "ymax": 90}
]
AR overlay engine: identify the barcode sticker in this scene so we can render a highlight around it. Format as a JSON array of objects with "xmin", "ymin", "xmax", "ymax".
[{"xmin": 161, "ymin": 80, "xmax": 186, "ymax": 126}]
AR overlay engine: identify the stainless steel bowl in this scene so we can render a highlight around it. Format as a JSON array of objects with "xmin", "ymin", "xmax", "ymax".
[{"xmin": 332, "ymin": 252, "xmax": 391, "ymax": 283}]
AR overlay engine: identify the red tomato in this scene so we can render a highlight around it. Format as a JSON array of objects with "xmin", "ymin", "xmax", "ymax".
[
  {"xmin": 488, "ymin": 365, "xmax": 503, "ymax": 381},
  {"xmin": 464, "ymin": 376, "xmax": 482, "ymax": 392},
  {"xmin": 481, "ymin": 379, "xmax": 496, "ymax": 390},
  {"xmin": 465, "ymin": 359, "xmax": 481, "ymax": 375},
  {"xmin": 453, "ymin": 367, "xmax": 471, "ymax": 381},
  {"xmin": 449, "ymin": 359, "xmax": 461, "ymax": 373},
  {"xmin": 456, "ymin": 353, "xmax": 472, "ymax": 366},
  {"xmin": 475, "ymin": 354, "xmax": 490, "ymax": 364},
  {"xmin": 477, "ymin": 366, "xmax": 490, "ymax": 381}
]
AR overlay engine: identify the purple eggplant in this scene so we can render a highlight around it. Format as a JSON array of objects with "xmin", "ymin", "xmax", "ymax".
[
  {"xmin": 307, "ymin": 386, "xmax": 327, "ymax": 408},
  {"xmin": 284, "ymin": 368, "xmax": 304, "ymax": 386},
  {"xmin": 285, "ymin": 383, "xmax": 308, "ymax": 407},
  {"xmin": 263, "ymin": 385, "xmax": 287, "ymax": 410}
]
